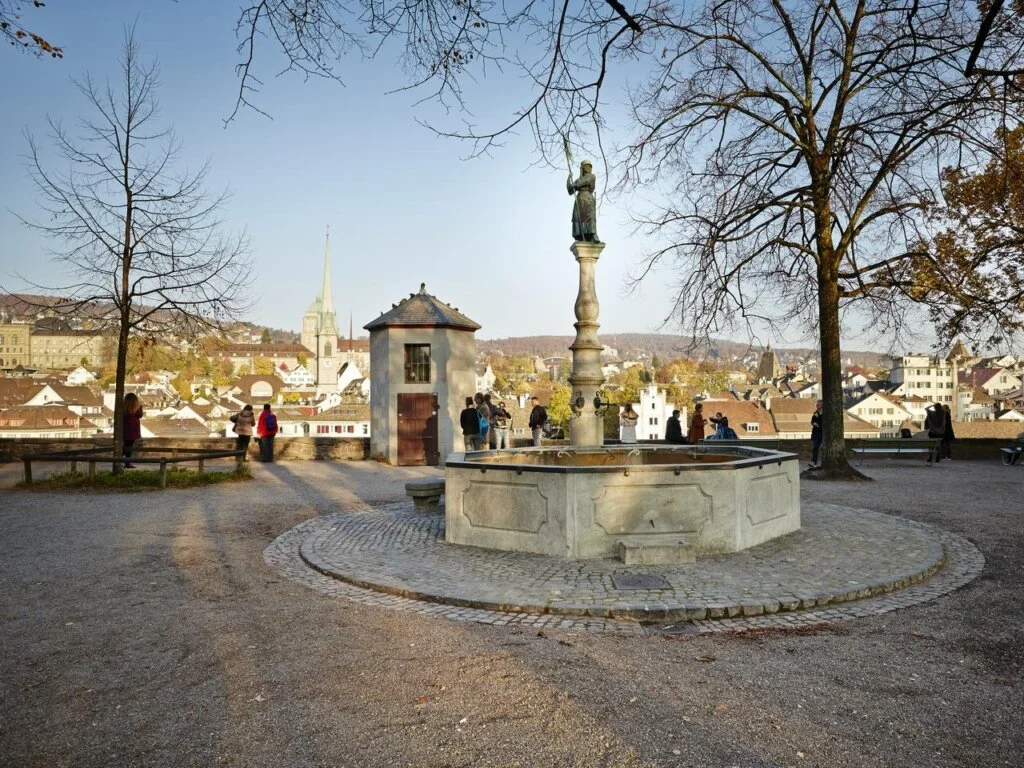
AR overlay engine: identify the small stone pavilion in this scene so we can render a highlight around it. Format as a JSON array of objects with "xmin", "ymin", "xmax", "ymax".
[{"xmin": 364, "ymin": 284, "xmax": 479, "ymax": 466}]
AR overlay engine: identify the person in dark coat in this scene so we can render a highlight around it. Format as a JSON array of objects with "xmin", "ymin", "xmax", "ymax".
[
  {"xmin": 810, "ymin": 399, "xmax": 824, "ymax": 468},
  {"xmin": 121, "ymin": 392, "xmax": 143, "ymax": 469},
  {"xmin": 528, "ymin": 397, "xmax": 547, "ymax": 446},
  {"xmin": 941, "ymin": 404, "xmax": 955, "ymax": 461},
  {"xmin": 687, "ymin": 402, "xmax": 706, "ymax": 443},
  {"xmin": 665, "ymin": 409, "xmax": 685, "ymax": 444},
  {"xmin": 924, "ymin": 403, "xmax": 946, "ymax": 464},
  {"xmin": 460, "ymin": 396, "xmax": 481, "ymax": 451}
]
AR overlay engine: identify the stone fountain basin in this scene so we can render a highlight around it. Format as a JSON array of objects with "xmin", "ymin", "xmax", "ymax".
[{"xmin": 445, "ymin": 445, "xmax": 800, "ymax": 559}]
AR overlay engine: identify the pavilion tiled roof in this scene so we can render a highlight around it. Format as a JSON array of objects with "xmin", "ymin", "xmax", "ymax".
[{"xmin": 364, "ymin": 284, "xmax": 480, "ymax": 331}]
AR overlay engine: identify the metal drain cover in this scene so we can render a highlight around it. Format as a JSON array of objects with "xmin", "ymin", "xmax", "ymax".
[{"xmin": 612, "ymin": 574, "xmax": 670, "ymax": 590}]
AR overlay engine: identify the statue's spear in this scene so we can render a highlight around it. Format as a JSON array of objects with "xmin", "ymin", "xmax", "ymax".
[{"xmin": 562, "ymin": 134, "xmax": 574, "ymax": 179}]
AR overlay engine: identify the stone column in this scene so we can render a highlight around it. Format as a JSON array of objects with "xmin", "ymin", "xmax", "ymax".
[{"xmin": 568, "ymin": 241, "xmax": 606, "ymax": 447}]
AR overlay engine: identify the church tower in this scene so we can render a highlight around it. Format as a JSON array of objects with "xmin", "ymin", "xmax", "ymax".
[{"xmin": 301, "ymin": 228, "xmax": 340, "ymax": 385}]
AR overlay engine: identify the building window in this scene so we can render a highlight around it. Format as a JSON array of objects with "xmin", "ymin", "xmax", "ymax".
[
  {"xmin": 404, "ymin": 344, "xmax": 431, "ymax": 383},
  {"xmin": 334, "ymin": 425, "xmax": 343, "ymax": 433},
  {"xmin": 745, "ymin": 423, "xmax": 760, "ymax": 433}
]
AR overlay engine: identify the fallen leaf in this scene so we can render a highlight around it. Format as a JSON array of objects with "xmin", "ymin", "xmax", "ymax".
[
  {"xmin": 715, "ymin": 703, "xmax": 727, "ymax": 712},
  {"xmin": 695, "ymin": 655, "xmax": 716, "ymax": 663}
]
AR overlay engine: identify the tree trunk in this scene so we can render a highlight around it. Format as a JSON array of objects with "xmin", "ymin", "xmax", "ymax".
[
  {"xmin": 111, "ymin": 308, "xmax": 130, "ymax": 474},
  {"xmin": 816, "ymin": 263, "xmax": 863, "ymax": 479},
  {"xmin": 112, "ymin": 187, "xmax": 133, "ymax": 474}
]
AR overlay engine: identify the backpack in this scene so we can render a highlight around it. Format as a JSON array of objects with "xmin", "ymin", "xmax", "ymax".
[
  {"xmin": 723, "ymin": 427, "xmax": 737, "ymax": 440},
  {"xmin": 478, "ymin": 414, "xmax": 490, "ymax": 434},
  {"xmin": 265, "ymin": 413, "xmax": 278, "ymax": 432}
]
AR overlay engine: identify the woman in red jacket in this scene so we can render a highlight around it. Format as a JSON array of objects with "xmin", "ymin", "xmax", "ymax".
[
  {"xmin": 256, "ymin": 403, "xmax": 278, "ymax": 462},
  {"xmin": 122, "ymin": 392, "xmax": 144, "ymax": 469}
]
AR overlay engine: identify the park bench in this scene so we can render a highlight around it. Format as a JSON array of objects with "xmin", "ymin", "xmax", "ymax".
[
  {"xmin": 405, "ymin": 478, "xmax": 445, "ymax": 510},
  {"xmin": 698, "ymin": 438, "xmax": 783, "ymax": 451},
  {"xmin": 1000, "ymin": 439, "xmax": 1024, "ymax": 466},
  {"xmin": 22, "ymin": 445, "xmax": 246, "ymax": 488},
  {"xmin": 847, "ymin": 438, "xmax": 940, "ymax": 466}
]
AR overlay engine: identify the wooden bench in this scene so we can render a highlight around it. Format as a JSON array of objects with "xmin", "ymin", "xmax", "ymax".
[
  {"xmin": 848, "ymin": 439, "xmax": 940, "ymax": 465},
  {"xmin": 1001, "ymin": 440, "xmax": 1024, "ymax": 466},
  {"xmin": 698, "ymin": 438, "xmax": 782, "ymax": 451},
  {"xmin": 23, "ymin": 446, "xmax": 246, "ymax": 488},
  {"xmin": 405, "ymin": 478, "xmax": 445, "ymax": 510}
]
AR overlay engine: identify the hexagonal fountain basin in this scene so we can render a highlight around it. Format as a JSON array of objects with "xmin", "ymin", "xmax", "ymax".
[{"xmin": 445, "ymin": 445, "xmax": 801, "ymax": 559}]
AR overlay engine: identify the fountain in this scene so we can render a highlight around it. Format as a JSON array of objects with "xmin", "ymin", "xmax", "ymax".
[{"xmin": 445, "ymin": 165, "xmax": 800, "ymax": 562}]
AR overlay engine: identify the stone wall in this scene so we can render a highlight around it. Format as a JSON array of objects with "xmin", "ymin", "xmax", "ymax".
[
  {"xmin": 0, "ymin": 436, "xmax": 1014, "ymax": 464},
  {"xmin": 0, "ymin": 436, "xmax": 370, "ymax": 462}
]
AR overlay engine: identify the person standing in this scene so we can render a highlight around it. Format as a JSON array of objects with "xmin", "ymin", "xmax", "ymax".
[
  {"xmin": 620, "ymin": 403, "xmax": 639, "ymax": 443},
  {"xmin": 474, "ymin": 393, "xmax": 491, "ymax": 449},
  {"xmin": 924, "ymin": 403, "xmax": 946, "ymax": 464},
  {"xmin": 528, "ymin": 396, "xmax": 547, "ymax": 447},
  {"xmin": 256, "ymin": 403, "xmax": 278, "ymax": 462},
  {"xmin": 231, "ymin": 404, "xmax": 256, "ymax": 461},
  {"xmin": 121, "ymin": 392, "xmax": 144, "ymax": 469},
  {"xmin": 688, "ymin": 402, "xmax": 706, "ymax": 443},
  {"xmin": 809, "ymin": 400, "xmax": 824, "ymax": 468},
  {"xmin": 708, "ymin": 411, "xmax": 730, "ymax": 440},
  {"xmin": 492, "ymin": 400, "xmax": 512, "ymax": 450},
  {"xmin": 941, "ymin": 404, "xmax": 955, "ymax": 461},
  {"xmin": 460, "ymin": 396, "xmax": 481, "ymax": 451},
  {"xmin": 665, "ymin": 409, "xmax": 684, "ymax": 444},
  {"xmin": 483, "ymin": 394, "xmax": 498, "ymax": 449}
]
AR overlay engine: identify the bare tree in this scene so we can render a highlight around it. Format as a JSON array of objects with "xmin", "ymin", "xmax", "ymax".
[
  {"xmin": 616, "ymin": 0, "xmax": 1024, "ymax": 476},
  {"xmin": 21, "ymin": 29, "xmax": 252, "ymax": 467}
]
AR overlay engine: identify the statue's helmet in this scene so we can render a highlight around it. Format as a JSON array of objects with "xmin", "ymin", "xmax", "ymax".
[{"xmin": 581, "ymin": 160, "xmax": 593, "ymax": 170}]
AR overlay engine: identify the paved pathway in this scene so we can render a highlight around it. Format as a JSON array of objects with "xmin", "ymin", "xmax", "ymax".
[{"xmin": 267, "ymin": 495, "xmax": 983, "ymax": 633}]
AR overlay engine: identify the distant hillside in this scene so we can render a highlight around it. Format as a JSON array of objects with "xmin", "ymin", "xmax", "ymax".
[
  {"xmin": 1, "ymin": 293, "xmax": 297, "ymax": 343},
  {"xmin": 478, "ymin": 333, "xmax": 888, "ymax": 370}
]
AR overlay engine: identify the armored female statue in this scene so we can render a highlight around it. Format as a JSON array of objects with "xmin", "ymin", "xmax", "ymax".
[{"xmin": 567, "ymin": 161, "xmax": 600, "ymax": 243}]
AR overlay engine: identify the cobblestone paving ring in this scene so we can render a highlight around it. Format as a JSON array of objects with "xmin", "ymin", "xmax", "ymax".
[{"xmin": 265, "ymin": 502, "xmax": 984, "ymax": 634}]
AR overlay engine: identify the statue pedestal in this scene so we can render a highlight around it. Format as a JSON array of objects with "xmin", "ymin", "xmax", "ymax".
[{"xmin": 568, "ymin": 241, "xmax": 606, "ymax": 447}]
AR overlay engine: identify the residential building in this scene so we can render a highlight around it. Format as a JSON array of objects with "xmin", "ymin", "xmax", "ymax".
[
  {"xmin": 888, "ymin": 354, "xmax": 955, "ymax": 404},
  {"xmin": 701, "ymin": 392, "xmax": 777, "ymax": 438},
  {"xmin": 275, "ymin": 403, "xmax": 371, "ymax": 438},
  {"xmin": 281, "ymin": 364, "xmax": 316, "ymax": 389},
  {"xmin": 845, "ymin": 392, "xmax": 913, "ymax": 437},
  {"xmin": 29, "ymin": 324, "xmax": 110, "ymax": 370},
  {"xmin": 229, "ymin": 374, "xmax": 285, "ymax": 404},
  {"xmin": 960, "ymin": 367, "xmax": 1022, "ymax": 397},
  {"xmin": 208, "ymin": 341, "xmax": 313, "ymax": 376},
  {"xmin": 0, "ymin": 404, "xmax": 96, "ymax": 438},
  {"xmin": 957, "ymin": 388, "xmax": 995, "ymax": 422},
  {"xmin": 630, "ymin": 384, "xmax": 683, "ymax": 441},
  {"xmin": 475, "ymin": 364, "xmax": 496, "ymax": 393},
  {"xmin": 0, "ymin": 323, "xmax": 32, "ymax": 370},
  {"xmin": 770, "ymin": 398, "xmax": 880, "ymax": 439}
]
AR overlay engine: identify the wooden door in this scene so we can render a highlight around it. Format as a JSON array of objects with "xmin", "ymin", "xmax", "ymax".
[{"xmin": 397, "ymin": 393, "xmax": 439, "ymax": 466}]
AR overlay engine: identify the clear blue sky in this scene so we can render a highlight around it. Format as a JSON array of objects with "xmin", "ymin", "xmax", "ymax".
[{"xmin": 0, "ymin": 0, "xmax": 897, "ymax": 350}]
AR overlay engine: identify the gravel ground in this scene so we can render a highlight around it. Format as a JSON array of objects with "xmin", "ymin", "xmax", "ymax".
[{"xmin": 0, "ymin": 459, "xmax": 1020, "ymax": 768}]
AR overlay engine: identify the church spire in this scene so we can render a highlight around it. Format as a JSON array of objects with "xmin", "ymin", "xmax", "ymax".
[{"xmin": 321, "ymin": 225, "xmax": 334, "ymax": 316}]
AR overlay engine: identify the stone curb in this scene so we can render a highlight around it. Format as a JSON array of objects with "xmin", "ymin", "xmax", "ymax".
[
  {"xmin": 297, "ymin": 535, "xmax": 947, "ymax": 624},
  {"xmin": 266, "ymin": 506, "xmax": 984, "ymax": 634}
]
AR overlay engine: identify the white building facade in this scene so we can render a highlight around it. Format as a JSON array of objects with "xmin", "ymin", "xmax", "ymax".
[{"xmin": 629, "ymin": 384, "xmax": 684, "ymax": 441}]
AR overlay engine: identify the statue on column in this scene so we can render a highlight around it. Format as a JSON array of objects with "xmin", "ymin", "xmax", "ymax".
[{"xmin": 567, "ymin": 161, "xmax": 600, "ymax": 243}]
